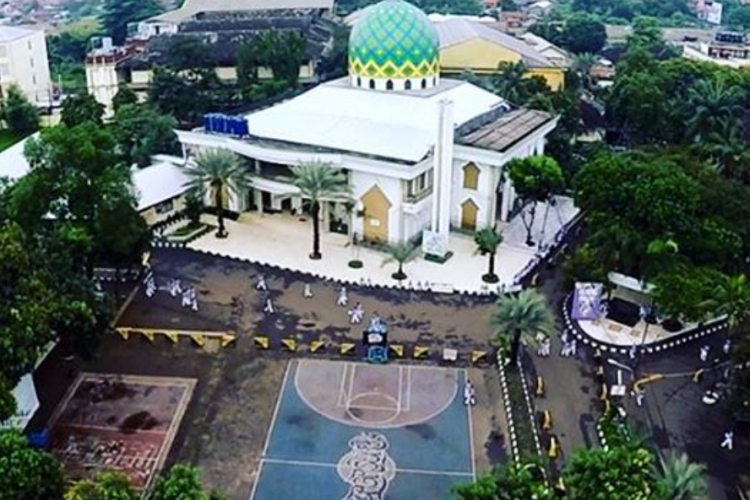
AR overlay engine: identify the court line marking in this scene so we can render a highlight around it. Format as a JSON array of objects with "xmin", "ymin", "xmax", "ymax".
[
  {"xmin": 336, "ymin": 362, "xmax": 349, "ymax": 407},
  {"xmin": 396, "ymin": 366, "xmax": 403, "ymax": 415},
  {"xmin": 294, "ymin": 360, "xmax": 460, "ymax": 429},
  {"xmin": 248, "ymin": 459, "xmax": 264, "ymax": 500},
  {"xmin": 261, "ymin": 361, "xmax": 292, "ymax": 458},
  {"xmin": 404, "ymin": 365, "xmax": 412, "ymax": 412},
  {"xmin": 465, "ymin": 369, "xmax": 477, "ymax": 480},
  {"xmin": 262, "ymin": 457, "xmax": 474, "ymax": 478}
]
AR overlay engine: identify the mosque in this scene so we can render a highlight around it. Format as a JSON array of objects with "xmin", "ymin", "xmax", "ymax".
[{"xmin": 177, "ymin": 0, "xmax": 558, "ymax": 257}]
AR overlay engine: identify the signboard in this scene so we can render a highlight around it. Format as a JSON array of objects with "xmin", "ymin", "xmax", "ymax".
[{"xmin": 422, "ymin": 230, "xmax": 447, "ymax": 259}]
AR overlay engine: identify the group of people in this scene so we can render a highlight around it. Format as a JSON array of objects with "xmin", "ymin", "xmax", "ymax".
[
  {"xmin": 142, "ymin": 274, "xmax": 199, "ymax": 312},
  {"xmin": 535, "ymin": 334, "xmax": 552, "ymax": 358}
]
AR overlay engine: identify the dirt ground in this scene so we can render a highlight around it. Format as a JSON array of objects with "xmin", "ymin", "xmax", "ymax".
[{"xmin": 30, "ymin": 248, "xmax": 509, "ymax": 499}]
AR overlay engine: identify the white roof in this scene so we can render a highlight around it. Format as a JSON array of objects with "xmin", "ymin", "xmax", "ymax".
[
  {"xmin": 132, "ymin": 161, "xmax": 190, "ymax": 211},
  {"xmin": 0, "ymin": 26, "xmax": 40, "ymax": 43},
  {"xmin": 245, "ymin": 78, "xmax": 505, "ymax": 163},
  {"xmin": 0, "ymin": 135, "xmax": 34, "ymax": 181},
  {"xmin": 0, "ymin": 139, "xmax": 188, "ymax": 212}
]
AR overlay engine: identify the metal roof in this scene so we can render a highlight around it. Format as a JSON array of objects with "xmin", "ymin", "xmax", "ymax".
[
  {"xmin": 458, "ymin": 108, "xmax": 554, "ymax": 152},
  {"xmin": 149, "ymin": 0, "xmax": 335, "ymax": 24}
]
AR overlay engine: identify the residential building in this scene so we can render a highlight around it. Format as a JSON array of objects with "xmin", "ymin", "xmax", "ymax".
[
  {"xmin": 176, "ymin": 0, "xmax": 558, "ymax": 253},
  {"xmin": 518, "ymin": 32, "xmax": 571, "ymax": 68},
  {"xmin": 683, "ymin": 31, "xmax": 750, "ymax": 68},
  {"xmin": 434, "ymin": 18, "xmax": 566, "ymax": 91},
  {"xmin": 0, "ymin": 26, "xmax": 52, "ymax": 105},
  {"xmin": 86, "ymin": 10, "xmax": 333, "ymax": 117}
]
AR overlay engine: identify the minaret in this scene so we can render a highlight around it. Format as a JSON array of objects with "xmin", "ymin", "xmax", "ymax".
[{"xmin": 430, "ymin": 99, "xmax": 454, "ymax": 254}]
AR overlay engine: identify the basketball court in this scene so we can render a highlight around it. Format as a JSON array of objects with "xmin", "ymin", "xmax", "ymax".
[
  {"xmin": 252, "ymin": 359, "xmax": 475, "ymax": 500},
  {"xmin": 48, "ymin": 373, "xmax": 195, "ymax": 490}
]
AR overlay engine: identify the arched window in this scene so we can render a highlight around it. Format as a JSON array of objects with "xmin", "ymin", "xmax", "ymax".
[
  {"xmin": 405, "ymin": 80, "xmax": 412, "ymax": 90},
  {"xmin": 369, "ymin": 79, "xmax": 375, "ymax": 90},
  {"xmin": 463, "ymin": 162, "xmax": 480, "ymax": 190},
  {"xmin": 357, "ymin": 77, "xmax": 362, "ymax": 87},
  {"xmin": 421, "ymin": 79, "xmax": 427, "ymax": 89},
  {"xmin": 386, "ymin": 80, "xmax": 394, "ymax": 90}
]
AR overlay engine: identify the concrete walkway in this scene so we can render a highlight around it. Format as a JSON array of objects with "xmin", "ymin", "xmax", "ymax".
[{"xmin": 189, "ymin": 198, "xmax": 578, "ymax": 294}]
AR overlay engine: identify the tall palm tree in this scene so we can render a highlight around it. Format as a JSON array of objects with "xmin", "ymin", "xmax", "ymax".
[
  {"xmin": 493, "ymin": 61, "xmax": 528, "ymax": 103},
  {"xmin": 184, "ymin": 149, "xmax": 251, "ymax": 239},
  {"xmin": 686, "ymin": 79, "xmax": 744, "ymax": 143},
  {"xmin": 291, "ymin": 162, "xmax": 350, "ymax": 260},
  {"xmin": 655, "ymin": 453, "xmax": 708, "ymax": 500},
  {"xmin": 474, "ymin": 227, "xmax": 503, "ymax": 284},
  {"xmin": 382, "ymin": 242, "xmax": 420, "ymax": 281},
  {"xmin": 490, "ymin": 289, "xmax": 554, "ymax": 366}
]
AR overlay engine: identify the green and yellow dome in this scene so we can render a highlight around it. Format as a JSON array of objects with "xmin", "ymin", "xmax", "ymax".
[{"xmin": 349, "ymin": 0, "xmax": 440, "ymax": 91}]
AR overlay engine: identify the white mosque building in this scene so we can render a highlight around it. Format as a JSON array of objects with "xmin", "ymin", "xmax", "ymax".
[{"xmin": 177, "ymin": 0, "xmax": 558, "ymax": 257}]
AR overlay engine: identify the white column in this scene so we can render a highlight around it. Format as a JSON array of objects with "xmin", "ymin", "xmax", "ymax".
[{"xmin": 435, "ymin": 99, "xmax": 454, "ymax": 239}]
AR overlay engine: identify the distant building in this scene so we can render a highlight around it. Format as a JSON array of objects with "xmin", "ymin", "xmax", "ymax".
[
  {"xmin": 683, "ymin": 31, "xmax": 750, "ymax": 68},
  {"xmin": 434, "ymin": 18, "xmax": 566, "ymax": 91},
  {"xmin": 0, "ymin": 26, "xmax": 51, "ymax": 105},
  {"xmin": 519, "ymin": 32, "xmax": 571, "ymax": 68},
  {"xmin": 86, "ymin": 8, "xmax": 333, "ymax": 117}
]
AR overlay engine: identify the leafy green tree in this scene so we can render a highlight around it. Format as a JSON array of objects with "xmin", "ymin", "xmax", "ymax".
[
  {"xmin": 493, "ymin": 62, "xmax": 551, "ymax": 104},
  {"xmin": 561, "ymin": 14, "xmax": 607, "ymax": 54},
  {"xmin": 490, "ymin": 289, "xmax": 554, "ymax": 366},
  {"xmin": 565, "ymin": 443, "xmax": 658, "ymax": 500},
  {"xmin": 255, "ymin": 31, "xmax": 307, "ymax": 88},
  {"xmin": 451, "ymin": 473, "xmax": 498, "ymax": 500},
  {"xmin": 150, "ymin": 464, "xmax": 223, "ymax": 500},
  {"xmin": 66, "ymin": 471, "xmax": 139, "ymax": 500},
  {"xmin": 702, "ymin": 273, "xmax": 750, "ymax": 332},
  {"xmin": 291, "ymin": 162, "xmax": 351, "ymax": 260},
  {"xmin": 100, "ymin": 0, "xmax": 163, "ymax": 44},
  {"xmin": 183, "ymin": 191, "xmax": 204, "ymax": 226},
  {"xmin": 61, "ymin": 93, "xmax": 105, "ymax": 127},
  {"xmin": 184, "ymin": 149, "xmax": 250, "ymax": 239},
  {"xmin": 114, "ymin": 104, "xmax": 178, "ymax": 167},
  {"xmin": 382, "ymin": 242, "xmax": 420, "ymax": 281},
  {"xmin": 316, "ymin": 23, "xmax": 351, "ymax": 80},
  {"xmin": 654, "ymin": 453, "xmax": 708, "ymax": 500},
  {"xmin": 149, "ymin": 67, "xmax": 226, "ymax": 126},
  {"xmin": 496, "ymin": 461, "xmax": 553, "ymax": 500},
  {"xmin": 685, "ymin": 79, "xmax": 744, "ymax": 142},
  {"xmin": 651, "ymin": 266, "xmax": 720, "ymax": 323},
  {"xmin": 0, "ymin": 429, "xmax": 65, "ymax": 500},
  {"xmin": 1, "ymin": 85, "xmax": 39, "ymax": 135},
  {"xmin": 112, "ymin": 85, "xmax": 139, "ymax": 113},
  {"xmin": 507, "ymin": 155, "xmax": 563, "ymax": 245},
  {"xmin": 474, "ymin": 227, "xmax": 503, "ymax": 283}
]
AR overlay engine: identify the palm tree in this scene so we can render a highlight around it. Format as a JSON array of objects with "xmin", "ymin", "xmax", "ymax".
[
  {"xmin": 493, "ymin": 61, "xmax": 528, "ymax": 103},
  {"xmin": 686, "ymin": 79, "xmax": 744, "ymax": 142},
  {"xmin": 184, "ymin": 149, "xmax": 251, "ymax": 239},
  {"xmin": 655, "ymin": 453, "xmax": 708, "ymax": 500},
  {"xmin": 490, "ymin": 289, "xmax": 554, "ymax": 366},
  {"xmin": 291, "ymin": 162, "xmax": 350, "ymax": 260},
  {"xmin": 572, "ymin": 53, "xmax": 597, "ymax": 90},
  {"xmin": 382, "ymin": 242, "xmax": 420, "ymax": 281},
  {"xmin": 703, "ymin": 274, "xmax": 750, "ymax": 331},
  {"xmin": 474, "ymin": 227, "xmax": 503, "ymax": 283},
  {"xmin": 704, "ymin": 116, "xmax": 748, "ymax": 178}
]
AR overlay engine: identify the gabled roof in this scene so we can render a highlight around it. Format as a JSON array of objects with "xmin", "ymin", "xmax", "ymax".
[
  {"xmin": 149, "ymin": 0, "xmax": 334, "ymax": 24},
  {"xmin": 434, "ymin": 18, "xmax": 556, "ymax": 69},
  {"xmin": 133, "ymin": 160, "xmax": 191, "ymax": 211}
]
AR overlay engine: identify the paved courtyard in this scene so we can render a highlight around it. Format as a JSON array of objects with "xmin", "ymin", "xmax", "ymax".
[{"xmin": 188, "ymin": 198, "xmax": 578, "ymax": 294}]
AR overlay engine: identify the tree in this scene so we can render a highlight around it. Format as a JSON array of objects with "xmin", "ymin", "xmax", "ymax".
[
  {"xmin": 451, "ymin": 474, "xmax": 498, "ymax": 500},
  {"xmin": 382, "ymin": 242, "xmax": 420, "ymax": 281},
  {"xmin": 183, "ymin": 191, "xmax": 204, "ymax": 227},
  {"xmin": 150, "ymin": 464, "xmax": 224, "ymax": 500},
  {"xmin": 654, "ymin": 453, "xmax": 708, "ymax": 500},
  {"xmin": 702, "ymin": 274, "xmax": 750, "ymax": 331},
  {"xmin": 493, "ymin": 62, "xmax": 529, "ymax": 104},
  {"xmin": 495, "ymin": 461, "xmax": 553, "ymax": 500},
  {"xmin": 149, "ymin": 67, "xmax": 226, "ymax": 126},
  {"xmin": 685, "ymin": 79, "xmax": 744, "ymax": 143},
  {"xmin": 184, "ymin": 149, "xmax": 250, "ymax": 239},
  {"xmin": 112, "ymin": 85, "xmax": 138, "ymax": 113},
  {"xmin": 0, "ymin": 429, "xmax": 65, "ymax": 500},
  {"xmin": 507, "ymin": 155, "xmax": 564, "ymax": 246},
  {"xmin": 291, "ymin": 162, "xmax": 350, "ymax": 260},
  {"xmin": 254, "ymin": 31, "xmax": 307, "ymax": 88},
  {"xmin": 61, "ymin": 93, "xmax": 105, "ymax": 127},
  {"xmin": 66, "ymin": 471, "xmax": 139, "ymax": 500},
  {"xmin": 565, "ymin": 443, "xmax": 658, "ymax": 500},
  {"xmin": 490, "ymin": 289, "xmax": 554, "ymax": 366},
  {"xmin": 474, "ymin": 227, "xmax": 503, "ymax": 283},
  {"xmin": 114, "ymin": 104, "xmax": 179, "ymax": 167},
  {"xmin": 316, "ymin": 23, "xmax": 350, "ymax": 80},
  {"xmin": 561, "ymin": 14, "xmax": 607, "ymax": 54},
  {"xmin": 100, "ymin": 0, "xmax": 163, "ymax": 44},
  {"xmin": 1, "ymin": 85, "xmax": 39, "ymax": 135}
]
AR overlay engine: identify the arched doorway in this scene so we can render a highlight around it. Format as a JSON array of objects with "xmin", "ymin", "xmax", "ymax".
[
  {"xmin": 361, "ymin": 185, "xmax": 391, "ymax": 243},
  {"xmin": 461, "ymin": 199, "xmax": 479, "ymax": 231}
]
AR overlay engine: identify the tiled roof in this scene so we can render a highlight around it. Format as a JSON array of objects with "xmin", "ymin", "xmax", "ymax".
[{"xmin": 459, "ymin": 108, "xmax": 554, "ymax": 152}]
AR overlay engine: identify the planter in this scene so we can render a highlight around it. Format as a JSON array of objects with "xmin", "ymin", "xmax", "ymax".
[
  {"xmin": 348, "ymin": 260, "xmax": 364, "ymax": 269},
  {"xmin": 482, "ymin": 273, "xmax": 500, "ymax": 283}
]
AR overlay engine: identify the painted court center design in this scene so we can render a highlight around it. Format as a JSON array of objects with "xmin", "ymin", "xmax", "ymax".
[{"xmin": 337, "ymin": 432, "xmax": 396, "ymax": 500}]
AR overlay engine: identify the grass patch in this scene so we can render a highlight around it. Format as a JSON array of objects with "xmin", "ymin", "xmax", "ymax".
[
  {"xmin": 506, "ymin": 367, "xmax": 538, "ymax": 459},
  {"xmin": 170, "ymin": 222, "xmax": 205, "ymax": 238},
  {"xmin": 0, "ymin": 130, "xmax": 25, "ymax": 153}
]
